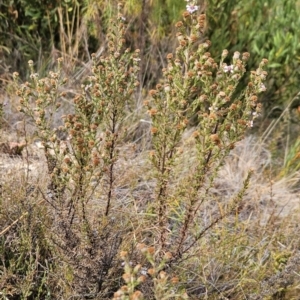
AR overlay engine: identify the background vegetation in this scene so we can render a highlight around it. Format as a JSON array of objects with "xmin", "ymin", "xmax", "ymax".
[
  {"xmin": 1, "ymin": 0, "xmax": 300, "ymax": 104},
  {"xmin": 2, "ymin": 0, "xmax": 300, "ymax": 175},
  {"xmin": 1, "ymin": 0, "xmax": 300, "ymax": 299}
]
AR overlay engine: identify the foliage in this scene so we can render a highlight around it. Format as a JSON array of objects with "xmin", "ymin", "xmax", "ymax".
[
  {"xmin": 206, "ymin": 0, "xmax": 300, "ymax": 114},
  {"xmin": 2, "ymin": 0, "xmax": 300, "ymax": 112},
  {"xmin": 0, "ymin": 0, "xmax": 111, "ymax": 79},
  {"xmin": 145, "ymin": 10, "xmax": 266, "ymax": 256},
  {"xmin": 11, "ymin": 6, "xmax": 139, "ymax": 297}
]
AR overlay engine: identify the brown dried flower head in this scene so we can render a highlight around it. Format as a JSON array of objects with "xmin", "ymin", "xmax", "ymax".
[
  {"xmin": 175, "ymin": 21, "xmax": 183, "ymax": 28},
  {"xmin": 242, "ymin": 52, "xmax": 250, "ymax": 61},
  {"xmin": 182, "ymin": 11, "xmax": 190, "ymax": 18},
  {"xmin": 210, "ymin": 134, "xmax": 220, "ymax": 145},
  {"xmin": 148, "ymin": 108, "xmax": 157, "ymax": 116},
  {"xmin": 167, "ymin": 53, "xmax": 173, "ymax": 60},
  {"xmin": 149, "ymin": 89, "xmax": 157, "ymax": 97}
]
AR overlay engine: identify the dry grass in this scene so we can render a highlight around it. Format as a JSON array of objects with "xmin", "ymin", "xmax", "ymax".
[{"xmin": 1, "ymin": 121, "xmax": 300, "ymax": 299}]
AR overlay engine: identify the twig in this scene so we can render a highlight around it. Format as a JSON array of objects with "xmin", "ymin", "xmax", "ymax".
[{"xmin": 0, "ymin": 198, "xmax": 45, "ymax": 237}]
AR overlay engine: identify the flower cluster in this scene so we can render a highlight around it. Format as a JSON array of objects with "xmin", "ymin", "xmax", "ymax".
[
  {"xmin": 114, "ymin": 244, "xmax": 189, "ymax": 299},
  {"xmin": 185, "ymin": 0, "xmax": 199, "ymax": 14},
  {"xmin": 145, "ymin": 1, "xmax": 268, "ymax": 262}
]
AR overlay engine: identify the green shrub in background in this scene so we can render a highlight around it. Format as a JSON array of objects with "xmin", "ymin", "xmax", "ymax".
[
  {"xmin": 0, "ymin": 0, "xmax": 112, "ymax": 78},
  {"xmin": 2, "ymin": 0, "xmax": 300, "ymax": 179},
  {"xmin": 204, "ymin": 0, "xmax": 300, "ymax": 178},
  {"xmin": 2, "ymin": 0, "xmax": 300, "ymax": 112},
  {"xmin": 206, "ymin": 0, "xmax": 300, "ymax": 115}
]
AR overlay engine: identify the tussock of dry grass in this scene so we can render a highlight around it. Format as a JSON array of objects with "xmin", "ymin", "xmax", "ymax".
[
  {"xmin": 216, "ymin": 135, "xmax": 300, "ymax": 220},
  {"xmin": 1, "ymin": 82, "xmax": 300, "ymax": 299},
  {"xmin": 1, "ymin": 109, "xmax": 300, "ymax": 299}
]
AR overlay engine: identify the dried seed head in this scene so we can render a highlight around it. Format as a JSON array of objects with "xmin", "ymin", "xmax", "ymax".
[
  {"xmin": 159, "ymin": 271, "xmax": 167, "ymax": 279},
  {"xmin": 193, "ymin": 130, "xmax": 200, "ymax": 138},
  {"xmin": 210, "ymin": 134, "xmax": 220, "ymax": 145},
  {"xmin": 222, "ymin": 49, "xmax": 228, "ymax": 58},
  {"xmin": 237, "ymin": 119, "xmax": 247, "ymax": 125},
  {"xmin": 149, "ymin": 89, "xmax": 157, "ymax": 97},
  {"xmin": 242, "ymin": 52, "xmax": 250, "ymax": 61},
  {"xmin": 250, "ymin": 95, "xmax": 258, "ymax": 102},
  {"xmin": 147, "ymin": 268, "xmax": 156, "ymax": 276},
  {"xmin": 210, "ymin": 83, "xmax": 218, "ymax": 90},
  {"xmin": 114, "ymin": 290, "xmax": 124, "ymax": 298},
  {"xmin": 120, "ymin": 251, "xmax": 128, "ymax": 259},
  {"xmin": 137, "ymin": 275, "xmax": 146, "ymax": 283},
  {"xmin": 225, "ymin": 124, "xmax": 231, "ymax": 131},
  {"xmin": 133, "ymin": 264, "xmax": 142, "ymax": 273},
  {"xmin": 182, "ymin": 11, "xmax": 190, "ymax": 18},
  {"xmin": 175, "ymin": 21, "xmax": 183, "ymax": 28},
  {"xmin": 64, "ymin": 155, "xmax": 71, "ymax": 164},
  {"xmin": 209, "ymin": 112, "xmax": 217, "ymax": 120},
  {"xmin": 199, "ymin": 95, "xmax": 208, "ymax": 102},
  {"xmin": 164, "ymin": 252, "xmax": 173, "ymax": 260},
  {"xmin": 190, "ymin": 34, "xmax": 198, "ymax": 43},
  {"xmin": 261, "ymin": 58, "xmax": 268, "ymax": 66},
  {"xmin": 149, "ymin": 151, "xmax": 155, "ymax": 158},
  {"xmin": 198, "ymin": 14, "xmax": 206, "ymax": 21},
  {"xmin": 167, "ymin": 53, "xmax": 173, "ymax": 60},
  {"xmin": 88, "ymin": 140, "xmax": 95, "ymax": 148},
  {"xmin": 156, "ymin": 83, "xmax": 162, "ymax": 90},
  {"xmin": 171, "ymin": 276, "xmax": 179, "ymax": 284},
  {"xmin": 229, "ymin": 103, "xmax": 237, "ymax": 110},
  {"xmin": 147, "ymin": 247, "xmax": 155, "ymax": 255},
  {"xmin": 151, "ymin": 127, "xmax": 158, "ymax": 134},
  {"xmin": 180, "ymin": 40, "xmax": 187, "ymax": 47},
  {"xmin": 131, "ymin": 291, "xmax": 143, "ymax": 300},
  {"xmin": 122, "ymin": 273, "xmax": 131, "ymax": 283},
  {"xmin": 148, "ymin": 108, "xmax": 158, "ymax": 116},
  {"xmin": 187, "ymin": 71, "xmax": 195, "ymax": 77}
]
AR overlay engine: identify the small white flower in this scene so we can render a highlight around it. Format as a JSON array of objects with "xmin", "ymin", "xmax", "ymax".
[
  {"xmin": 186, "ymin": 4, "xmax": 199, "ymax": 13},
  {"xmin": 84, "ymin": 83, "xmax": 92, "ymax": 91},
  {"xmin": 247, "ymin": 120, "xmax": 254, "ymax": 128},
  {"xmin": 140, "ymin": 267, "xmax": 148, "ymax": 276},
  {"xmin": 259, "ymin": 83, "xmax": 266, "ymax": 92},
  {"xmin": 30, "ymin": 73, "xmax": 39, "ymax": 79},
  {"xmin": 223, "ymin": 65, "xmax": 234, "ymax": 73},
  {"xmin": 209, "ymin": 106, "xmax": 218, "ymax": 111},
  {"xmin": 164, "ymin": 84, "xmax": 171, "ymax": 92},
  {"xmin": 121, "ymin": 261, "xmax": 133, "ymax": 267}
]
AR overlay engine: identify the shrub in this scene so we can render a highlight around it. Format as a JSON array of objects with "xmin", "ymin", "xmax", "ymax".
[
  {"xmin": 2, "ymin": 1, "xmax": 300, "ymax": 299},
  {"xmin": 205, "ymin": 0, "xmax": 300, "ymax": 114}
]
